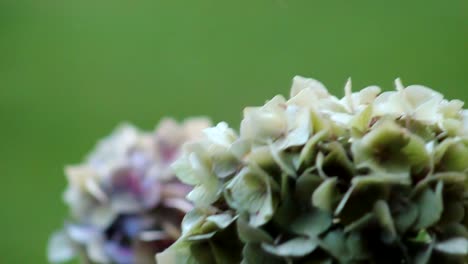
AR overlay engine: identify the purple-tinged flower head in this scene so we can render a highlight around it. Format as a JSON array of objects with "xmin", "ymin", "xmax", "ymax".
[{"xmin": 48, "ymin": 118, "xmax": 211, "ymax": 264}]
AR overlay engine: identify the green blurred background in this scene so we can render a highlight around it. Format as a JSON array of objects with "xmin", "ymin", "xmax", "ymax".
[{"xmin": 0, "ymin": 0, "xmax": 467, "ymax": 262}]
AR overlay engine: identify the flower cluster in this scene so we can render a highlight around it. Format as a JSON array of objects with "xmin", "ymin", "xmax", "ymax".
[
  {"xmin": 48, "ymin": 118, "xmax": 210, "ymax": 264},
  {"xmin": 158, "ymin": 76, "xmax": 468, "ymax": 263}
]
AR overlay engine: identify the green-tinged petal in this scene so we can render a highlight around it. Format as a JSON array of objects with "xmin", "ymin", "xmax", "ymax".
[
  {"xmin": 373, "ymin": 200, "xmax": 397, "ymax": 241},
  {"xmin": 289, "ymin": 209, "xmax": 332, "ymax": 238},
  {"xmin": 413, "ymin": 182, "xmax": 444, "ymax": 230},
  {"xmin": 187, "ymin": 181, "xmax": 220, "ymax": 207},
  {"xmin": 290, "ymin": 76, "xmax": 328, "ymax": 98},
  {"xmin": 352, "ymin": 119, "xmax": 431, "ymax": 173},
  {"xmin": 298, "ymin": 129, "xmax": 328, "ymax": 168},
  {"xmin": 181, "ymin": 209, "xmax": 207, "ymax": 235},
  {"xmin": 319, "ymin": 230, "xmax": 349, "ymax": 262},
  {"xmin": 269, "ymin": 143, "xmax": 297, "ymax": 177},
  {"xmin": 244, "ymin": 146, "xmax": 276, "ymax": 170},
  {"xmin": 237, "ymin": 216, "xmax": 274, "ymax": 244},
  {"xmin": 262, "ymin": 237, "xmax": 318, "ymax": 257},
  {"xmin": 172, "ymin": 153, "xmax": 202, "ymax": 186},
  {"xmin": 321, "ymin": 141, "xmax": 355, "ymax": 180},
  {"xmin": 346, "ymin": 232, "xmax": 370, "ymax": 261},
  {"xmin": 190, "ymin": 242, "xmax": 216, "ymax": 264},
  {"xmin": 240, "ymin": 96, "xmax": 288, "ymax": 143},
  {"xmin": 394, "ymin": 202, "xmax": 419, "ymax": 234},
  {"xmin": 242, "ymin": 244, "xmax": 283, "ymax": 264},
  {"xmin": 206, "ymin": 213, "xmax": 236, "ymax": 230},
  {"xmin": 349, "ymin": 105, "xmax": 373, "ymax": 136},
  {"xmin": 225, "ymin": 166, "xmax": 279, "ymax": 227},
  {"xmin": 344, "ymin": 213, "xmax": 375, "ymax": 233},
  {"xmin": 312, "ymin": 177, "xmax": 339, "ymax": 212},
  {"xmin": 294, "ymin": 171, "xmax": 322, "ymax": 208},
  {"xmin": 434, "ymin": 138, "xmax": 468, "ymax": 172},
  {"xmin": 284, "ymin": 106, "xmax": 312, "ymax": 148}
]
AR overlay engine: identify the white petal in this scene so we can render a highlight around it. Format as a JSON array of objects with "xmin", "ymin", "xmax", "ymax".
[
  {"xmin": 48, "ymin": 231, "xmax": 75, "ymax": 263},
  {"xmin": 395, "ymin": 78, "xmax": 405, "ymax": 91},
  {"xmin": 405, "ymin": 85, "xmax": 443, "ymax": 105},
  {"xmin": 87, "ymin": 236, "xmax": 110, "ymax": 263},
  {"xmin": 240, "ymin": 99, "xmax": 288, "ymax": 142},
  {"xmin": 461, "ymin": 110, "xmax": 468, "ymax": 135},
  {"xmin": 88, "ymin": 206, "xmax": 117, "ymax": 229},
  {"xmin": 281, "ymin": 106, "xmax": 311, "ymax": 148},
  {"xmin": 344, "ymin": 78, "xmax": 354, "ymax": 112},
  {"xmin": 435, "ymin": 238, "xmax": 468, "ymax": 255},
  {"xmin": 373, "ymin": 91, "xmax": 404, "ymax": 117},
  {"xmin": 203, "ymin": 122, "xmax": 237, "ymax": 147},
  {"xmin": 355, "ymin": 85, "xmax": 381, "ymax": 105},
  {"xmin": 182, "ymin": 117, "xmax": 212, "ymax": 141},
  {"xmin": 66, "ymin": 224, "xmax": 96, "ymax": 243},
  {"xmin": 290, "ymin": 75, "xmax": 328, "ymax": 98},
  {"xmin": 84, "ymin": 177, "xmax": 108, "ymax": 203},
  {"xmin": 413, "ymin": 97, "xmax": 443, "ymax": 124}
]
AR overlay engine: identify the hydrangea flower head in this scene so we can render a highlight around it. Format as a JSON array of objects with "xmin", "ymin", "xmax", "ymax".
[
  {"xmin": 159, "ymin": 77, "xmax": 468, "ymax": 264},
  {"xmin": 48, "ymin": 118, "xmax": 211, "ymax": 264}
]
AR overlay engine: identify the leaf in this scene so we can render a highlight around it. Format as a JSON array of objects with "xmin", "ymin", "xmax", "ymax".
[{"xmin": 262, "ymin": 237, "xmax": 318, "ymax": 257}]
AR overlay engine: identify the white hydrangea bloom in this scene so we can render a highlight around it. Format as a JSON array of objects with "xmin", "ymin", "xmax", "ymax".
[{"xmin": 159, "ymin": 76, "xmax": 468, "ymax": 264}]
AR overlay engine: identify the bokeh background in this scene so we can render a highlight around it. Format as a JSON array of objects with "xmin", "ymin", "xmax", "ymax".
[{"xmin": 0, "ymin": 0, "xmax": 467, "ymax": 263}]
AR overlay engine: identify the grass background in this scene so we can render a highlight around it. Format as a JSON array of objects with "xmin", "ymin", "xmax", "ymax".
[{"xmin": 0, "ymin": 0, "xmax": 467, "ymax": 263}]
